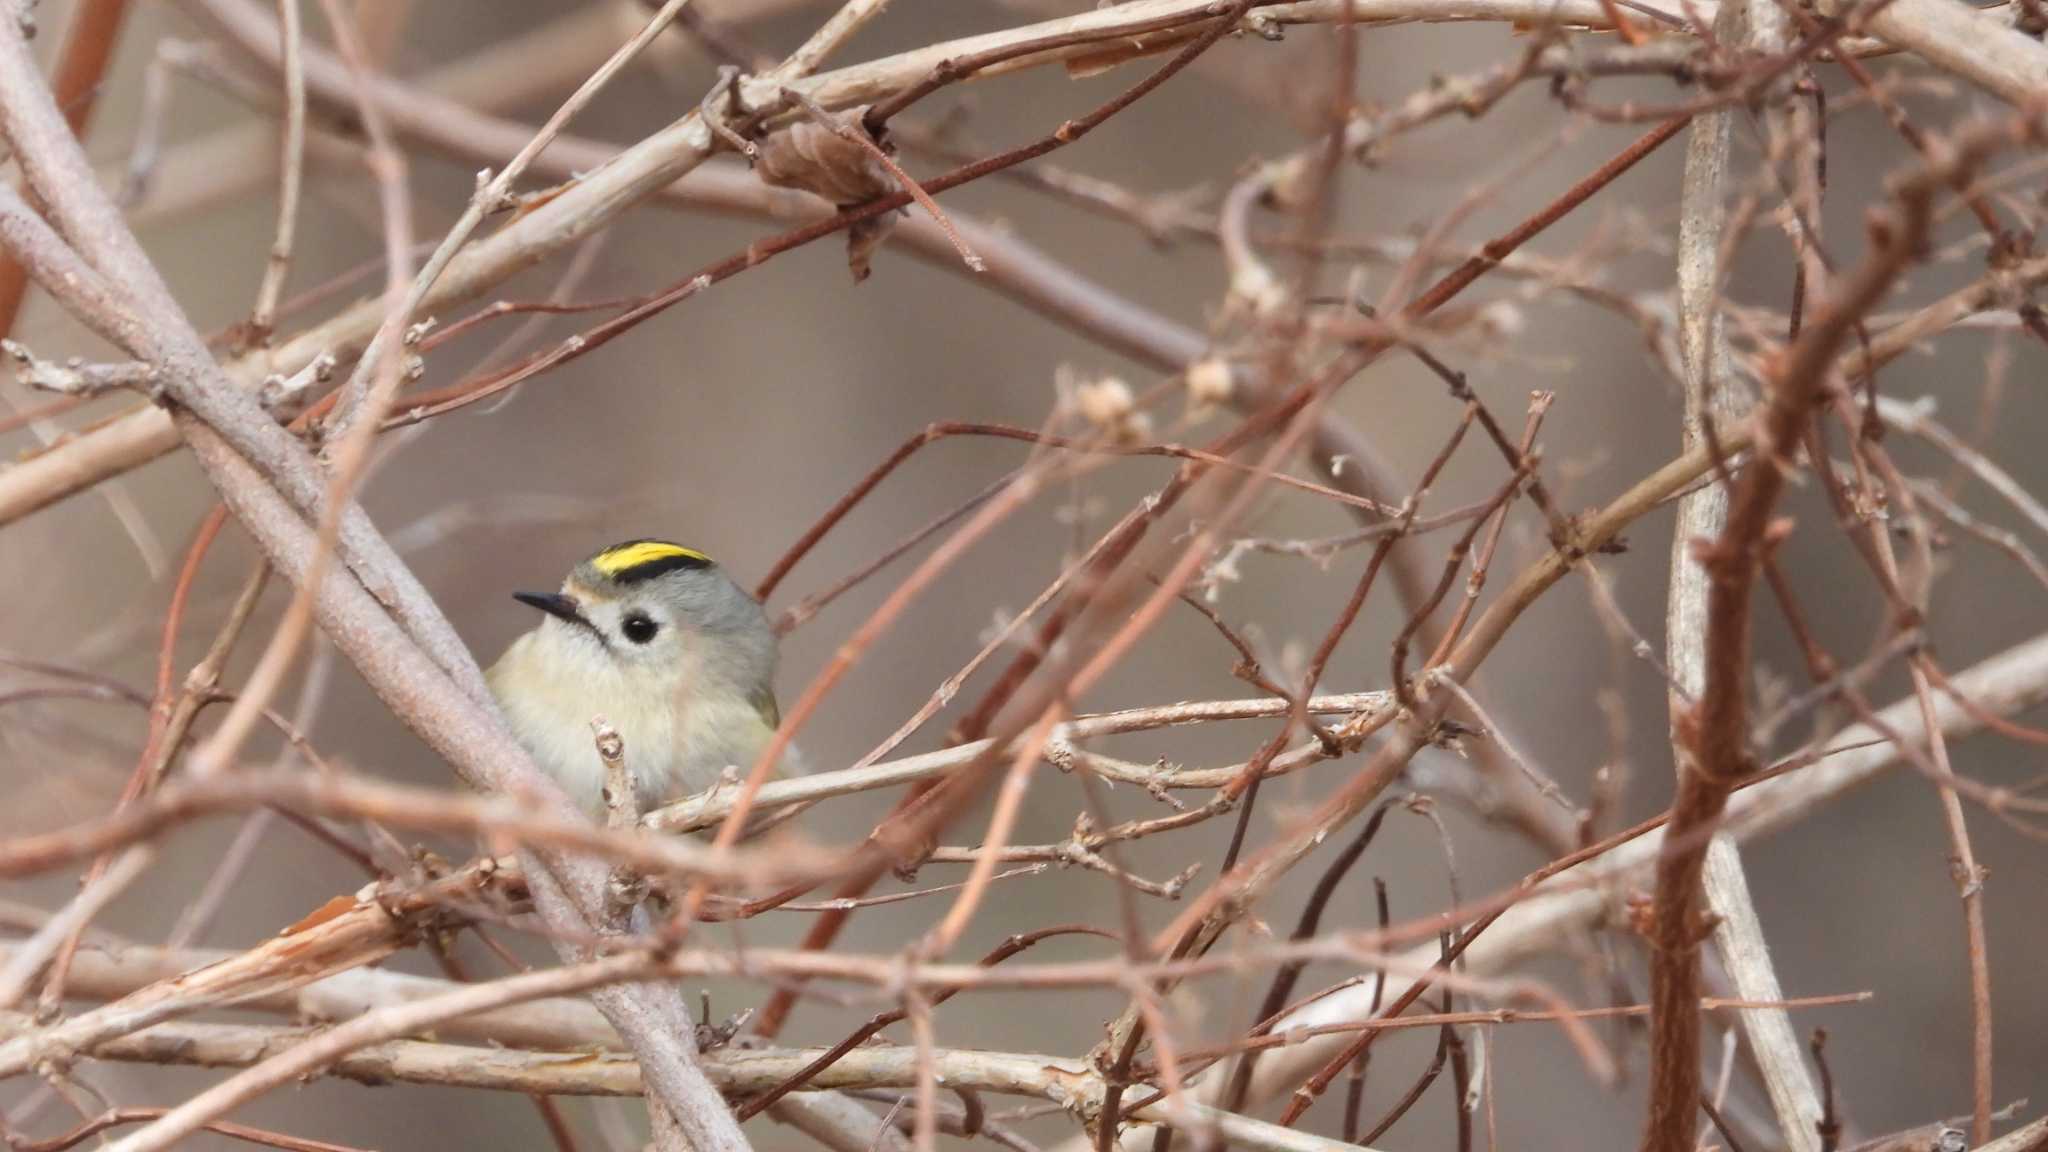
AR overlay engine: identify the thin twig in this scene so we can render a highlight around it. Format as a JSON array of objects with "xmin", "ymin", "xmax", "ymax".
[{"xmin": 246, "ymin": 0, "xmax": 305, "ymax": 342}]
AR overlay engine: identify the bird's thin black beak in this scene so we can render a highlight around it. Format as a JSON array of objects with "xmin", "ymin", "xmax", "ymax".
[{"xmin": 514, "ymin": 591, "xmax": 586, "ymax": 626}]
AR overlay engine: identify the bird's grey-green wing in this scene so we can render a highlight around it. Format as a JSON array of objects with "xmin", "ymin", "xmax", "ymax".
[
  {"xmin": 749, "ymin": 684, "xmax": 781, "ymax": 730},
  {"xmin": 748, "ymin": 684, "xmax": 806, "ymax": 776}
]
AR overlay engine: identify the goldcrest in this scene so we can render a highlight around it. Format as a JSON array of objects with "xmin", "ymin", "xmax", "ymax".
[{"xmin": 487, "ymin": 539, "xmax": 784, "ymax": 818}]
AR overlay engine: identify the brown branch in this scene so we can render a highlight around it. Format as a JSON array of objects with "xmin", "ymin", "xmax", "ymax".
[
  {"xmin": 1644, "ymin": 140, "xmax": 1945, "ymax": 1152},
  {"xmin": 0, "ymin": 0, "xmax": 133, "ymax": 342},
  {"xmin": 1664, "ymin": 2, "xmax": 1828, "ymax": 1145},
  {"xmin": 13, "ymin": 1108, "xmax": 369, "ymax": 1152}
]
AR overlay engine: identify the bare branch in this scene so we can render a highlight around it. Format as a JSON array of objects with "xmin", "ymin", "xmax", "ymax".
[{"xmin": 1663, "ymin": 0, "xmax": 1825, "ymax": 1145}]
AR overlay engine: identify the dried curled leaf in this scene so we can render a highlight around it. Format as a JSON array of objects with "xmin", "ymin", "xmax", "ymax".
[
  {"xmin": 755, "ymin": 108, "xmax": 900, "ymax": 207},
  {"xmin": 845, "ymin": 212, "xmax": 900, "ymax": 284},
  {"xmin": 756, "ymin": 106, "xmax": 908, "ymax": 282}
]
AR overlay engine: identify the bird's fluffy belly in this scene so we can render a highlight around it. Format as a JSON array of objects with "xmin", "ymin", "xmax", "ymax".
[
  {"xmin": 489, "ymin": 632, "xmax": 774, "ymax": 816},
  {"xmin": 487, "ymin": 627, "xmax": 782, "ymax": 815},
  {"xmin": 486, "ymin": 635, "xmax": 687, "ymax": 814},
  {"xmin": 500, "ymin": 671, "xmax": 683, "ymax": 814}
]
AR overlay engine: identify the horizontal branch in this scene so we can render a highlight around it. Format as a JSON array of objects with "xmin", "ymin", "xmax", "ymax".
[
  {"xmin": 748, "ymin": 0, "xmax": 1674, "ymax": 113},
  {"xmin": 1816, "ymin": 0, "xmax": 2048, "ymax": 104},
  {"xmin": 1, "ymin": 691, "xmax": 1388, "ymax": 884},
  {"xmin": 38, "ymin": 1020, "xmax": 1380, "ymax": 1152},
  {"xmin": 4, "ymin": 0, "xmax": 1981, "ymax": 529},
  {"xmin": 0, "ymin": 860, "xmax": 509, "ymax": 1079},
  {"xmin": 19, "ymin": 627, "xmax": 2045, "ymax": 1148},
  {"xmin": 0, "ymin": 768, "xmax": 767, "ymax": 887},
  {"xmin": 12, "ymin": 938, "xmax": 618, "ymax": 1052},
  {"xmin": 646, "ymin": 691, "xmax": 1391, "ymax": 831}
]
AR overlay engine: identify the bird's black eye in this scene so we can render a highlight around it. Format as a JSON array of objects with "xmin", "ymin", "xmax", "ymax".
[{"xmin": 622, "ymin": 612, "xmax": 659, "ymax": 644}]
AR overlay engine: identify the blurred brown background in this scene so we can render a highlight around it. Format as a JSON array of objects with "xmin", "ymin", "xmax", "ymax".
[{"xmin": 3, "ymin": 1, "xmax": 2045, "ymax": 1148}]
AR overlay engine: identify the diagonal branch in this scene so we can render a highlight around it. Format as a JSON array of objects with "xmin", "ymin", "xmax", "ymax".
[
  {"xmin": 0, "ymin": 10, "xmax": 757, "ymax": 1149},
  {"xmin": 0, "ymin": 0, "xmax": 133, "ymax": 342},
  {"xmin": 0, "ymin": 0, "xmax": 1683, "ymax": 528}
]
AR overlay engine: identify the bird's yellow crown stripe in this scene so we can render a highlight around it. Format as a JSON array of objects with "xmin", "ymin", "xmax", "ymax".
[{"xmin": 592, "ymin": 541, "xmax": 712, "ymax": 576}]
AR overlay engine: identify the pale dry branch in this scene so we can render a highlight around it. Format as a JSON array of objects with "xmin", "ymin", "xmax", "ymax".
[
  {"xmin": 4, "ymin": 939, "xmax": 618, "ymax": 1052},
  {"xmin": 244, "ymin": 0, "xmax": 304, "ymax": 341},
  {"xmin": 122, "ymin": 4, "xmax": 638, "ymax": 227},
  {"xmin": 0, "ymin": 848, "xmax": 153, "ymax": 1011},
  {"xmin": 3, "ymin": 1020, "xmax": 1386, "ymax": 1152},
  {"xmin": 91, "ymin": 950, "xmax": 681, "ymax": 1152},
  {"xmin": 0, "ymin": 0, "xmax": 1868, "ymax": 528},
  {"xmin": 1816, "ymin": 0, "xmax": 2048, "ymax": 104},
  {"xmin": 0, "ymin": 6, "xmax": 793, "ymax": 1144},
  {"xmin": 0, "ymin": 859, "xmax": 509, "ymax": 1080},
  {"xmin": 1877, "ymin": 395, "xmax": 2048, "ymax": 539},
  {"xmin": 1, "ymin": 0, "xmax": 2042, "ymax": 1147},
  {"xmin": 648, "ymin": 691, "xmax": 1391, "ymax": 832},
  {"xmin": 1082, "ymin": 626, "xmax": 2048, "ymax": 1151},
  {"xmin": 0, "ymin": 344, "xmax": 158, "ymax": 399},
  {"xmin": 1664, "ymin": 0, "xmax": 1826, "ymax": 1145},
  {"xmin": 0, "ymin": 769, "xmax": 779, "ymax": 888},
  {"xmin": 316, "ymin": 0, "xmax": 714, "ymax": 444},
  {"xmin": 1647, "ymin": 140, "xmax": 1940, "ymax": 1152}
]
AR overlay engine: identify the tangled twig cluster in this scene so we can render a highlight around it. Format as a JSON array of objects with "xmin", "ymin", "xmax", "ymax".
[{"xmin": 3, "ymin": 1, "xmax": 2048, "ymax": 1151}]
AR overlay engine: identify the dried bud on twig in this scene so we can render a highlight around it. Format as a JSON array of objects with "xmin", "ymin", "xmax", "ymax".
[
  {"xmin": 1185, "ymin": 357, "xmax": 1234, "ymax": 412},
  {"xmin": 1070, "ymin": 374, "xmax": 1153, "ymax": 444},
  {"xmin": 591, "ymin": 716, "xmax": 646, "ymax": 922},
  {"xmin": 2, "ymin": 340, "xmax": 159, "ymax": 399}
]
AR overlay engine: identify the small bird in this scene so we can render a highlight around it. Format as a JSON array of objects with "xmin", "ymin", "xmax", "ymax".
[{"xmin": 487, "ymin": 539, "xmax": 784, "ymax": 819}]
